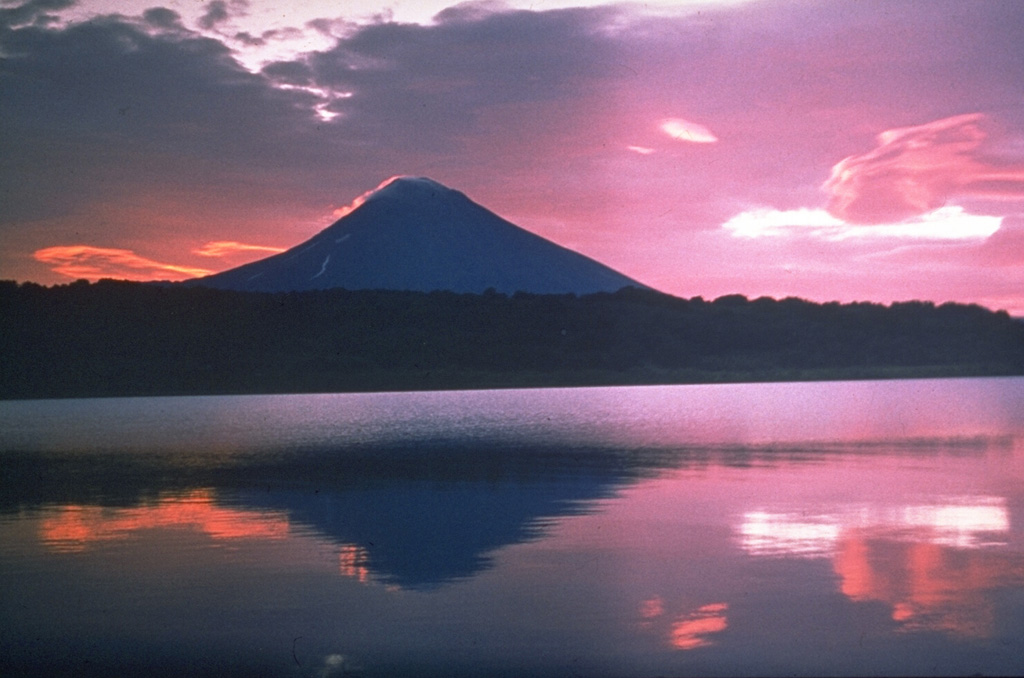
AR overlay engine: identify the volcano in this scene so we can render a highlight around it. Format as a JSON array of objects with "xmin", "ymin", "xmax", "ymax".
[{"xmin": 191, "ymin": 176, "xmax": 645, "ymax": 294}]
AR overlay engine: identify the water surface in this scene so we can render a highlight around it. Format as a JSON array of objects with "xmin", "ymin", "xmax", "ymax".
[{"xmin": 2, "ymin": 378, "xmax": 1023, "ymax": 676}]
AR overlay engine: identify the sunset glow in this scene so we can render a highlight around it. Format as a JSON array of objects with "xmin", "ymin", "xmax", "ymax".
[
  {"xmin": 33, "ymin": 246, "xmax": 215, "ymax": 281},
  {"xmin": 1, "ymin": 0, "xmax": 1022, "ymax": 313}
]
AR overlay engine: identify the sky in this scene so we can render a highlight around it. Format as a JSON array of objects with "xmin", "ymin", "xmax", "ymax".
[{"xmin": 2, "ymin": 0, "xmax": 1024, "ymax": 313}]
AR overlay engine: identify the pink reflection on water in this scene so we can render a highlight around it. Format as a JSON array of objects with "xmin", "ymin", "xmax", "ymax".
[
  {"xmin": 669, "ymin": 603, "xmax": 729, "ymax": 650},
  {"xmin": 338, "ymin": 544, "xmax": 371, "ymax": 583},
  {"xmin": 38, "ymin": 492, "xmax": 381, "ymax": 588},
  {"xmin": 834, "ymin": 533, "xmax": 1024, "ymax": 638},
  {"xmin": 636, "ymin": 597, "xmax": 729, "ymax": 650},
  {"xmin": 39, "ymin": 490, "xmax": 292, "ymax": 552},
  {"xmin": 736, "ymin": 495, "xmax": 1023, "ymax": 638}
]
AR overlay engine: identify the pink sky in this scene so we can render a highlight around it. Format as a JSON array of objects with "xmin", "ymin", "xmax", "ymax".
[{"xmin": 2, "ymin": 0, "xmax": 1023, "ymax": 312}]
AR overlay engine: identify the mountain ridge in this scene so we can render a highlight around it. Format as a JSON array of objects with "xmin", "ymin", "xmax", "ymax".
[{"xmin": 190, "ymin": 176, "xmax": 646, "ymax": 295}]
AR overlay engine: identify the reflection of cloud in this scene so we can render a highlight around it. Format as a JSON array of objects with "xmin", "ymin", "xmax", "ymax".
[
  {"xmin": 34, "ymin": 246, "xmax": 213, "ymax": 281},
  {"xmin": 318, "ymin": 653, "xmax": 350, "ymax": 678},
  {"xmin": 738, "ymin": 496, "xmax": 1008, "ymax": 559},
  {"xmin": 40, "ymin": 492, "xmax": 383, "ymax": 588},
  {"xmin": 737, "ymin": 496, "xmax": 1021, "ymax": 639},
  {"xmin": 723, "ymin": 205, "xmax": 1001, "ymax": 241},
  {"xmin": 739, "ymin": 511, "xmax": 841, "ymax": 558},
  {"xmin": 637, "ymin": 597, "xmax": 728, "ymax": 650},
  {"xmin": 193, "ymin": 240, "xmax": 287, "ymax": 257},
  {"xmin": 339, "ymin": 544, "xmax": 371, "ymax": 583},
  {"xmin": 834, "ymin": 535, "xmax": 1024, "ymax": 638},
  {"xmin": 824, "ymin": 113, "xmax": 1024, "ymax": 224},
  {"xmin": 899, "ymin": 501, "xmax": 1009, "ymax": 548},
  {"xmin": 39, "ymin": 490, "xmax": 290, "ymax": 552},
  {"xmin": 669, "ymin": 603, "xmax": 729, "ymax": 650},
  {"xmin": 660, "ymin": 117, "xmax": 718, "ymax": 144}
]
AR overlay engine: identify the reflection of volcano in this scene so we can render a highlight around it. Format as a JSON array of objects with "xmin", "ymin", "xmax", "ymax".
[
  {"xmin": 736, "ymin": 497, "xmax": 1024, "ymax": 638},
  {"xmin": 232, "ymin": 444, "xmax": 671, "ymax": 588},
  {"xmin": 236, "ymin": 478, "xmax": 608, "ymax": 588},
  {"xmin": 12, "ymin": 442, "xmax": 682, "ymax": 589}
]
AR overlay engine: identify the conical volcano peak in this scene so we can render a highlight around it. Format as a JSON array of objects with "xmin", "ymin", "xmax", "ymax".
[
  {"xmin": 364, "ymin": 176, "xmax": 460, "ymax": 204},
  {"xmin": 191, "ymin": 176, "xmax": 647, "ymax": 295}
]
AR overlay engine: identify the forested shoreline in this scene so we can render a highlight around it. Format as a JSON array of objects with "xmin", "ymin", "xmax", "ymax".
[{"xmin": 2, "ymin": 279, "xmax": 1022, "ymax": 400}]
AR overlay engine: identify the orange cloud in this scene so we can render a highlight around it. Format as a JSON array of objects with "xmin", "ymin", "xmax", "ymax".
[
  {"xmin": 193, "ymin": 241, "xmax": 287, "ymax": 257},
  {"xmin": 824, "ymin": 113, "xmax": 1024, "ymax": 224},
  {"xmin": 34, "ymin": 245, "xmax": 213, "ymax": 281}
]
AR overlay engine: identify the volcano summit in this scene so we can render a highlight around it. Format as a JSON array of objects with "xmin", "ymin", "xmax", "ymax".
[{"xmin": 192, "ymin": 177, "xmax": 645, "ymax": 295}]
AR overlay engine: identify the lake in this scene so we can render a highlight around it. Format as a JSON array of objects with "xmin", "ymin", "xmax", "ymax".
[{"xmin": 2, "ymin": 378, "xmax": 1023, "ymax": 677}]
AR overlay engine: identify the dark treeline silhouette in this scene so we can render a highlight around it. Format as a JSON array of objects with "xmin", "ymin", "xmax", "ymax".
[{"xmin": 2, "ymin": 279, "xmax": 1022, "ymax": 399}]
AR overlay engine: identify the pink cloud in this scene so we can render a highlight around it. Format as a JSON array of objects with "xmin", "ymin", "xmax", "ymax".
[
  {"xmin": 328, "ymin": 176, "xmax": 406, "ymax": 219},
  {"xmin": 193, "ymin": 241, "xmax": 287, "ymax": 257},
  {"xmin": 33, "ymin": 246, "xmax": 213, "ymax": 281},
  {"xmin": 824, "ymin": 113, "xmax": 1024, "ymax": 224}
]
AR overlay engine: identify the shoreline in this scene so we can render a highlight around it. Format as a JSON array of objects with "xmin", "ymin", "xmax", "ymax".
[{"xmin": 4, "ymin": 363, "xmax": 1019, "ymax": 401}]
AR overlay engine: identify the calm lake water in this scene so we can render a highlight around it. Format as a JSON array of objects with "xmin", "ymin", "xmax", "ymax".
[{"xmin": 2, "ymin": 378, "xmax": 1023, "ymax": 677}]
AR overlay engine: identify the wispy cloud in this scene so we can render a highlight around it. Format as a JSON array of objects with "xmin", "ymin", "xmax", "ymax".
[
  {"xmin": 824, "ymin": 113, "xmax": 1024, "ymax": 224},
  {"xmin": 193, "ymin": 241, "xmax": 287, "ymax": 257},
  {"xmin": 723, "ymin": 206, "xmax": 1002, "ymax": 242},
  {"xmin": 660, "ymin": 118, "xmax": 718, "ymax": 144},
  {"xmin": 33, "ymin": 246, "xmax": 213, "ymax": 281},
  {"xmin": 329, "ymin": 177, "xmax": 402, "ymax": 219}
]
